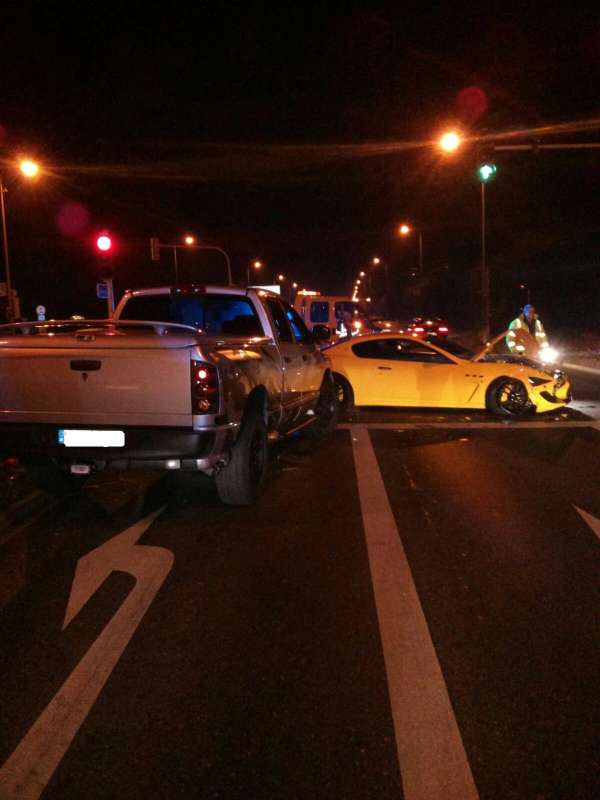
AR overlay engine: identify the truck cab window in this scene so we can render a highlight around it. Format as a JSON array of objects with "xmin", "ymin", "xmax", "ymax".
[{"xmin": 265, "ymin": 299, "xmax": 293, "ymax": 342}]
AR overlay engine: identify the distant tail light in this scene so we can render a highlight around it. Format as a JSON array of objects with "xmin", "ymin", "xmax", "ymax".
[
  {"xmin": 438, "ymin": 326, "xmax": 449, "ymax": 333},
  {"xmin": 413, "ymin": 326, "xmax": 425, "ymax": 332},
  {"xmin": 191, "ymin": 360, "xmax": 219, "ymax": 413}
]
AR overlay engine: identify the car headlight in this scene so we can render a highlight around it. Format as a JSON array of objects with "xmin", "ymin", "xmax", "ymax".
[
  {"xmin": 528, "ymin": 376, "xmax": 550, "ymax": 387},
  {"xmin": 539, "ymin": 346, "xmax": 559, "ymax": 364}
]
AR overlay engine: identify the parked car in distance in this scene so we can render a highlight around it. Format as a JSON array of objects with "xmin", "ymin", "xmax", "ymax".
[{"xmin": 407, "ymin": 316, "xmax": 449, "ymax": 341}]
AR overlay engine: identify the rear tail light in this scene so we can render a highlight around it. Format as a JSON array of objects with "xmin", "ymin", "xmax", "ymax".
[
  {"xmin": 191, "ymin": 360, "xmax": 219, "ymax": 413},
  {"xmin": 438, "ymin": 326, "xmax": 449, "ymax": 333},
  {"xmin": 413, "ymin": 326, "xmax": 425, "ymax": 332}
]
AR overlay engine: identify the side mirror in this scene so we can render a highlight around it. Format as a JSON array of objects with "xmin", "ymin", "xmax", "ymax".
[{"xmin": 311, "ymin": 324, "xmax": 331, "ymax": 342}]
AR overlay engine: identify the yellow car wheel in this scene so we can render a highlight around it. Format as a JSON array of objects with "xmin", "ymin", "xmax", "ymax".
[{"xmin": 486, "ymin": 377, "xmax": 533, "ymax": 416}]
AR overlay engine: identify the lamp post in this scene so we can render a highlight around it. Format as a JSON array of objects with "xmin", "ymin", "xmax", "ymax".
[
  {"xmin": 151, "ymin": 235, "xmax": 233, "ymax": 285},
  {"xmin": 398, "ymin": 224, "xmax": 423, "ymax": 275},
  {"xmin": 477, "ymin": 162, "xmax": 497, "ymax": 341},
  {"xmin": 248, "ymin": 259, "xmax": 262, "ymax": 284},
  {"xmin": 0, "ymin": 159, "xmax": 41, "ymax": 321}
]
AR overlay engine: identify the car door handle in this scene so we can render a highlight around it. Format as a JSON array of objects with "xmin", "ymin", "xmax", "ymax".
[
  {"xmin": 70, "ymin": 360, "xmax": 101, "ymax": 371},
  {"xmin": 377, "ymin": 366, "xmax": 392, "ymax": 370}
]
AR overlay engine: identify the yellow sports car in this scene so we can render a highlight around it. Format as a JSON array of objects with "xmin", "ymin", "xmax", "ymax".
[{"xmin": 325, "ymin": 333, "xmax": 571, "ymax": 416}]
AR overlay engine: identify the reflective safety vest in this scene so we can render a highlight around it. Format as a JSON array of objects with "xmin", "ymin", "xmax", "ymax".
[{"xmin": 506, "ymin": 314, "xmax": 548, "ymax": 354}]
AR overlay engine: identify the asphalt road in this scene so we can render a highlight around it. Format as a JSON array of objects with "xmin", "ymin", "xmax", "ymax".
[{"xmin": 0, "ymin": 375, "xmax": 598, "ymax": 799}]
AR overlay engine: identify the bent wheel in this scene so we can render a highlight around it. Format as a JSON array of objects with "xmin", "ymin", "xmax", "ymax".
[
  {"xmin": 333, "ymin": 373, "xmax": 354, "ymax": 411},
  {"xmin": 305, "ymin": 373, "xmax": 339, "ymax": 439},
  {"xmin": 487, "ymin": 378, "xmax": 532, "ymax": 416},
  {"xmin": 215, "ymin": 410, "xmax": 268, "ymax": 505}
]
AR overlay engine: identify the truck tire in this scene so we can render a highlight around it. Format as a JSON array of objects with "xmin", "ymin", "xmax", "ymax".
[
  {"xmin": 215, "ymin": 410, "xmax": 268, "ymax": 505},
  {"xmin": 28, "ymin": 463, "xmax": 87, "ymax": 495},
  {"xmin": 333, "ymin": 373, "xmax": 354, "ymax": 411},
  {"xmin": 304, "ymin": 373, "xmax": 339, "ymax": 439}
]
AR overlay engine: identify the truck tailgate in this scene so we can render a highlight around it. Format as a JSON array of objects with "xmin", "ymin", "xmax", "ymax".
[{"xmin": 0, "ymin": 330, "xmax": 197, "ymax": 427}]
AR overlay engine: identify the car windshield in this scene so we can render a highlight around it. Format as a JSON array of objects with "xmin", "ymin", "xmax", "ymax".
[{"xmin": 119, "ymin": 293, "xmax": 264, "ymax": 336}]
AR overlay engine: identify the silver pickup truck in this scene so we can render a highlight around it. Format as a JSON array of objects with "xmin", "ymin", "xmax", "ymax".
[{"xmin": 0, "ymin": 285, "xmax": 337, "ymax": 504}]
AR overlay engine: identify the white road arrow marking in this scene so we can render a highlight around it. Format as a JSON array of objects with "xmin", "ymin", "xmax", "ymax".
[
  {"xmin": 0, "ymin": 507, "xmax": 172, "ymax": 800},
  {"xmin": 574, "ymin": 505, "xmax": 600, "ymax": 542}
]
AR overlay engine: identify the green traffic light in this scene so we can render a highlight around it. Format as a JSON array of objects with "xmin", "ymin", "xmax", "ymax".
[{"xmin": 478, "ymin": 162, "xmax": 497, "ymax": 183}]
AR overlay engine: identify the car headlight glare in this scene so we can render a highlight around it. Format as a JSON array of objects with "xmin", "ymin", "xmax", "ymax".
[{"xmin": 539, "ymin": 346, "xmax": 559, "ymax": 364}]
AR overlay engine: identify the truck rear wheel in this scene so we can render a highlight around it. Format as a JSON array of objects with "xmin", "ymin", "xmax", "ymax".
[
  {"xmin": 28, "ymin": 463, "xmax": 88, "ymax": 495},
  {"xmin": 215, "ymin": 410, "xmax": 268, "ymax": 505}
]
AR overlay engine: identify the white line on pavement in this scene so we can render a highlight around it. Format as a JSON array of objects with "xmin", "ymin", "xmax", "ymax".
[
  {"xmin": 351, "ymin": 426, "xmax": 479, "ymax": 800},
  {"xmin": 562, "ymin": 362, "xmax": 600, "ymax": 376},
  {"xmin": 341, "ymin": 420, "xmax": 600, "ymax": 430}
]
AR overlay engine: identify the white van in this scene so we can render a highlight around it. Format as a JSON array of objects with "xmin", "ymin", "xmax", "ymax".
[{"xmin": 293, "ymin": 292, "xmax": 364, "ymax": 338}]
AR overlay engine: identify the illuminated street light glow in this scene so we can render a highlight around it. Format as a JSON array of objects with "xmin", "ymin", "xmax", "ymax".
[
  {"xmin": 359, "ymin": 271, "xmax": 365, "ymax": 277},
  {"xmin": 398, "ymin": 224, "xmax": 411, "ymax": 236},
  {"xmin": 19, "ymin": 159, "xmax": 40, "ymax": 178},
  {"xmin": 253, "ymin": 260, "xmax": 262, "ymax": 268},
  {"xmin": 438, "ymin": 131, "xmax": 461, "ymax": 153},
  {"xmin": 372, "ymin": 257, "xmax": 380, "ymax": 265},
  {"xmin": 184, "ymin": 235, "xmax": 196, "ymax": 245},
  {"xmin": 277, "ymin": 274, "xmax": 284, "ymax": 281}
]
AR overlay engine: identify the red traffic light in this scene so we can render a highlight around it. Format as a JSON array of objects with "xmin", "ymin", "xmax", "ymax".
[{"xmin": 95, "ymin": 233, "xmax": 113, "ymax": 253}]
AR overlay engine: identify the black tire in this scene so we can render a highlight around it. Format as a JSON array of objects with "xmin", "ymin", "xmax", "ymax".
[
  {"xmin": 304, "ymin": 373, "xmax": 339, "ymax": 439},
  {"xmin": 215, "ymin": 410, "xmax": 268, "ymax": 505},
  {"xmin": 486, "ymin": 377, "xmax": 532, "ymax": 416},
  {"xmin": 333, "ymin": 373, "xmax": 354, "ymax": 411}
]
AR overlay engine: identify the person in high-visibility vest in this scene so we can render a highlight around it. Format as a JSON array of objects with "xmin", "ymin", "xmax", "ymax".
[{"xmin": 506, "ymin": 304, "xmax": 549, "ymax": 356}]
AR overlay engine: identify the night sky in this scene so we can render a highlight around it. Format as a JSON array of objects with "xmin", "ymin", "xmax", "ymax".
[{"xmin": 1, "ymin": 4, "xmax": 599, "ymax": 331}]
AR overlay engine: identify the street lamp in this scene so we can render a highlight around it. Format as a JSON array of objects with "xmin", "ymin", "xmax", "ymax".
[
  {"xmin": 0, "ymin": 157, "xmax": 41, "ymax": 321},
  {"xmin": 183, "ymin": 234, "xmax": 196, "ymax": 246},
  {"xmin": 398, "ymin": 223, "xmax": 424, "ymax": 275},
  {"xmin": 477, "ymin": 160, "xmax": 497, "ymax": 341},
  {"xmin": 438, "ymin": 130, "xmax": 462, "ymax": 154},
  {"xmin": 248, "ymin": 259, "xmax": 262, "ymax": 284}
]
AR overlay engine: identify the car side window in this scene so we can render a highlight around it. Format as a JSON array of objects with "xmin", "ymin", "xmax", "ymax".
[
  {"xmin": 352, "ymin": 338, "xmax": 452, "ymax": 364},
  {"xmin": 266, "ymin": 299, "xmax": 294, "ymax": 343},
  {"xmin": 282, "ymin": 302, "xmax": 310, "ymax": 344}
]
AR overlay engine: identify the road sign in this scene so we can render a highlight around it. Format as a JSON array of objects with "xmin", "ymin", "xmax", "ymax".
[
  {"xmin": 96, "ymin": 282, "xmax": 109, "ymax": 300},
  {"xmin": 36, "ymin": 304, "xmax": 46, "ymax": 321}
]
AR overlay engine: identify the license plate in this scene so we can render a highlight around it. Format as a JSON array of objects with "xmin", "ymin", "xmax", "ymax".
[{"xmin": 58, "ymin": 429, "xmax": 125, "ymax": 448}]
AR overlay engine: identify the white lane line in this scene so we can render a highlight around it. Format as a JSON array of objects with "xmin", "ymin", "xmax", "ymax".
[
  {"xmin": 0, "ymin": 507, "xmax": 172, "ymax": 800},
  {"xmin": 562, "ymin": 362, "xmax": 600, "ymax": 376},
  {"xmin": 351, "ymin": 426, "xmax": 479, "ymax": 800},
  {"xmin": 341, "ymin": 420, "xmax": 600, "ymax": 430},
  {"xmin": 574, "ymin": 506, "xmax": 600, "ymax": 542}
]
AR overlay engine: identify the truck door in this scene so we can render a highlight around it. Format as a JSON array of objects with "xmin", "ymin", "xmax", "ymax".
[
  {"xmin": 281, "ymin": 301, "xmax": 324, "ymax": 400},
  {"xmin": 265, "ymin": 298, "xmax": 306, "ymax": 414}
]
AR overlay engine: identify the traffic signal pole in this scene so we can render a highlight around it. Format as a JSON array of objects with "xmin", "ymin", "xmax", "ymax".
[{"xmin": 481, "ymin": 181, "xmax": 489, "ymax": 342}]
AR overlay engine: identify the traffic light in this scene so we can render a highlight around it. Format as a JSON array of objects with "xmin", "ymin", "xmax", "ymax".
[
  {"xmin": 478, "ymin": 162, "xmax": 497, "ymax": 183},
  {"xmin": 95, "ymin": 232, "xmax": 113, "ymax": 254},
  {"xmin": 96, "ymin": 234, "xmax": 112, "ymax": 252}
]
